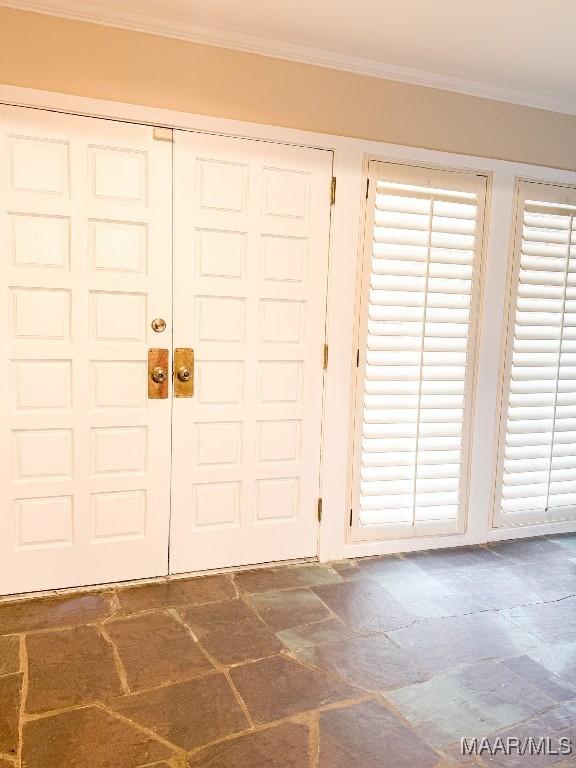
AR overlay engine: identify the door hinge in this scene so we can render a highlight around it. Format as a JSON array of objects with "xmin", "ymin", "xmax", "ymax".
[
  {"xmin": 349, "ymin": 509, "xmax": 353, "ymax": 526},
  {"xmin": 356, "ymin": 348, "xmax": 360, "ymax": 367},
  {"xmin": 153, "ymin": 126, "xmax": 174, "ymax": 142},
  {"xmin": 323, "ymin": 343, "xmax": 329, "ymax": 370},
  {"xmin": 317, "ymin": 498, "xmax": 323, "ymax": 522},
  {"xmin": 330, "ymin": 176, "xmax": 336, "ymax": 205},
  {"xmin": 366, "ymin": 177, "xmax": 370, "ymax": 199}
]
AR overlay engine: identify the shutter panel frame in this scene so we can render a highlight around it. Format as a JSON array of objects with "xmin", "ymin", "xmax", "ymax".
[
  {"xmin": 350, "ymin": 160, "xmax": 489, "ymax": 542},
  {"xmin": 493, "ymin": 179, "xmax": 576, "ymax": 528}
]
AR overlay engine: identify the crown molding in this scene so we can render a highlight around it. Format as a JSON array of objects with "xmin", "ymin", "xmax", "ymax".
[{"xmin": 3, "ymin": 0, "xmax": 576, "ymax": 117}]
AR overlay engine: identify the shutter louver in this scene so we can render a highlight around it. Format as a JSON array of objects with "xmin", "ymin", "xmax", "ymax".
[
  {"xmin": 498, "ymin": 184, "xmax": 576, "ymax": 525},
  {"xmin": 354, "ymin": 164, "xmax": 486, "ymax": 538}
]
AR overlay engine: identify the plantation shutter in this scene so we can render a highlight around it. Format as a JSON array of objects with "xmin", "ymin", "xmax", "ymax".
[
  {"xmin": 351, "ymin": 162, "xmax": 487, "ymax": 541},
  {"xmin": 496, "ymin": 181, "xmax": 576, "ymax": 527}
]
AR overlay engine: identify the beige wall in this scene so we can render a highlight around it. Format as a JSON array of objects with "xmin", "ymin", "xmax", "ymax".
[{"xmin": 1, "ymin": 7, "xmax": 575, "ymax": 169}]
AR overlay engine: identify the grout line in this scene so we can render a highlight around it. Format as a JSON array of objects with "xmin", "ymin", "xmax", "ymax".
[
  {"xmin": 16, "ymin": 634, "xmax": 29, "ymax": 768},
  {"xmin": 101, "ymin": 589, "xmax": 238, "ymax": 624},
  {"xmin": 308, "ymin": 710, "xmax": 320, "ymax": 768},
  {"xmin": 96, "ymin": 702, "xmax": 186, "ymax": 758},
  {"xmin": 170, "ymin": 608, "xmax": 255, "ymax": 729},
  {"xmin": 184, "ymin": 697, "xmax": 374, "ymax": 761},
  {"xmin": 168, "ymin": 757, "xmax": 188, "ymax": 768},
  {"xmin": 280, "ymin": 640, "xmax": 507, "ymax": 762},
  {"xmin": 107, "ymin": 589, "xmax": 122, "ymax": 620},
  {"xmin": 98, "ymin": 624, "xmax": 131, "ymax": 696},
  {"xmin": 229, "ymin": 573, "xmax": 240, "ymax": 600},
  {"xmin": 214, "ymin": 666, "xmax": 254, "ymax": 729},
  {"xmin": 235, "ymin": 574, "xmax": 345, "ymax": 598},
  {"xmin": 281, "ymin": 649, "xmax": 373, "ymax": 700},
  {"xmin": 274, "ymin": 613, "xmax": 350, "ymax": 645}
]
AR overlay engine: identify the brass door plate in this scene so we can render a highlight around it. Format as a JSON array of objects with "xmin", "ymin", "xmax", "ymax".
[
  {"xmin": 174, "ymin": 348, "xmax": 194, "ymax": 398},
  {"xmin": 148, "ymin": 348, "xmax": 169, "ymax": 399}
]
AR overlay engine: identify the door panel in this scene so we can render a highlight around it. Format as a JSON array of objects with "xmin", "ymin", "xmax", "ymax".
[
  {"xmin": 170, "ymin": 131, "xmax": 332, "ymax": 572},
  {"xmin": 0, "ymin": 106, "xmax": 172, "ymax": 594}
]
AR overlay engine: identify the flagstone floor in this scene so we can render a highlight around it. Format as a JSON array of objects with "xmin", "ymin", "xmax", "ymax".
[{"xmin": 1, "ymin": 534, "xmax": 576, "ymax": 767}]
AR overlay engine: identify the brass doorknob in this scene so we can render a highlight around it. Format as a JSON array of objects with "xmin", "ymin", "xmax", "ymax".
[
  {"xmin": 176, "ymin": 367, "xmax": 192, "ymax": 382},
  {"xmin": 151, "ymin": 366, "xmax": 167, "ymax": 383}
]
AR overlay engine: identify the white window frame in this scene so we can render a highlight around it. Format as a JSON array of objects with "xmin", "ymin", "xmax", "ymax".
[
  {"xmin": 349, "ymin": 159, "xmax": 490, "ymax": 543},
  {"xmin": 492, "ymin": 178, "xmax": 576, "ymax": 530}
]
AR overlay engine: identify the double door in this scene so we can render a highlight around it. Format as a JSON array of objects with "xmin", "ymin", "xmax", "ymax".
[{"xmin": 0, "ymin": 105, "xmax": 332, "ymax": 595}]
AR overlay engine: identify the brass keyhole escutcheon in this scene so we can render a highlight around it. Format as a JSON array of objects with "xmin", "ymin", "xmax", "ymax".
[
  {"xmin": 148, "ymin": 349, "xmax": 169, "ymax": 399},
  {"xmin": 151, "ymin": 318, "xmax": 166, "ymax": 333},
  {"xmin": 152, "ymin": 366, "xmax": 166, "ymax": 383},
  {"xmin": 174, "ymin": 348, "xmax": 194, "ymax": 397}
]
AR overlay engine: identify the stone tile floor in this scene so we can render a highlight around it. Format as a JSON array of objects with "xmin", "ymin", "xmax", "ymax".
[{"xmin": 1, "ymin": 534, "xmax": 576, "ymax": 767}]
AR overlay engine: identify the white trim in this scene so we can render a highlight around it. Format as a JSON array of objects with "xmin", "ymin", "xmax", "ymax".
[
  {"xmin": 2, "ymin": 0, "xmax": 576, "ymax": 117},
  {"xmin": 2, "ymin": 84, "xmax": 576, "ymax": 566},
  {"xmin": 344, "ymin": 517, "xmax": 576, "ymax": 558}
]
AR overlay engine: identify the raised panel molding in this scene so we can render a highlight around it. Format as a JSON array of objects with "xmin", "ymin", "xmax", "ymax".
[
  {"xmin": 261, "ymin": 235, "xmax": 307, "ymax": 282},
  {"xmin": 11, "ymin": 287, "xmax": 71, "ymax": 340},
  {"xmin": 196, "ymin": 228, "xmax": 246, "ymax": 278},
  {"xmin": 9, "ymin": 136, "xmax": 70, "ymax": 196},
  {"xmin": 195, "ymin": 360, "xmax": 244, "ymax": 405},
  {"xmin": 13, "ymin": 429, "xmax": 74, "ymax": 481},
  {"xmin": 196, "ymin": 296, "xmax": 245, "ymax": 343},
  {"xmin": 91, "ymin": 291, "xmax": 147, "ymax": 342},
  {"xmin": 13, "ymin": 360, "xmax": 72, "ymax": 411},
  {"xmin": 89, "ymin": 219, "xmax": 148, "ymax": 274},
  {"xmin": 256, "ymin": 420, "xmax": 301, "ymax": 463},
  {"xmin": 258, "ymin": 361, "xmax": 303, "ymax": 404},
  {"xmin": 197, "ymin": 158, "xmax": 248, "ymax": 213},
  {"xmin": 15, "ymin": 496, "xmax": 74, "ymax": 548},
  {"xmin": 260, "ymin": 299, "xmax": 305, "ymax": 344},
  {"xmin": 91, "ymin": 490, "xmax": 147, "ymax": 542},
  {"xmin": 262, "ymin": 168, "xmax": 310, "ymax": 219},
  {"xmin": 192, "ymin": 481, "xmax": 241, "ymax": 528},
  {"xmin": 91, "ymin": 361, "xmax": 147, "ymax": 409},
  {"xmin": 10, "ymin": 213, "xmax": 70, "ymax": 269},
  {"xmin": 255, "ymin": 477, "xmax": 300, "ymax": 522},
  {"xmin": 89, "ymin": 146, "xmax": 148, "ymax": 203},
  {"xmin": 194, "ymin": 422, "xmax": 243, "ymax": 466},
  {"xmin": 91, "ymin": 426, "xmax": 148, "ymax": 475}
]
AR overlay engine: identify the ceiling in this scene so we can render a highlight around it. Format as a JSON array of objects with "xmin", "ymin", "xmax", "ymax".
[{"xmin": 4, "ymin": 0, "xmax": 576, "ymax": 113}]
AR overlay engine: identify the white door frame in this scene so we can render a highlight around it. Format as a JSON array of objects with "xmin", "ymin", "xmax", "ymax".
[{"xmin": 2, "ymin": 84, "xmax": 576, "ymax": 571}]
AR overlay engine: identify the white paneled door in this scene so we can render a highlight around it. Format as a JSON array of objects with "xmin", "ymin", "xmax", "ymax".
[
  {"xmin": 0, "ymin": 105, "xmax": 173, "ymax": 594},
  {"xmin": 169, "ymin": 131, "xmax": 332, "ymax": 572},
  {"xmin": 0, "ymin": 106, "xmax": 332, "ymax": 594}
]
